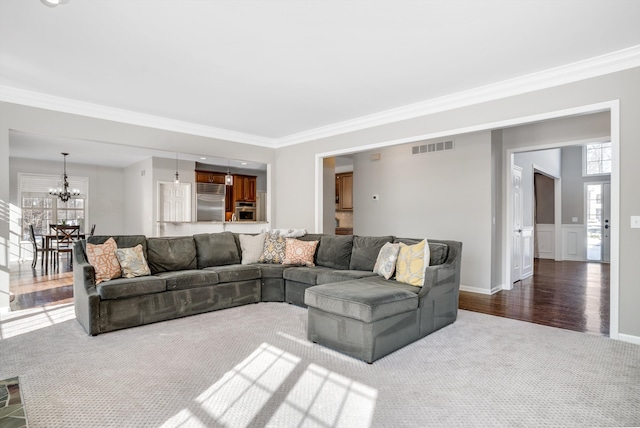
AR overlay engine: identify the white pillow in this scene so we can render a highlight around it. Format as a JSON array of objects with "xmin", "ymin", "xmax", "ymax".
[
  {"xmin": 270, "ymin": 228, "xmax": 307, "ymax": 238},
  {"xmin": 239, "ymin": 233, "xmax": 267, "ymax": 265},
  {"xmin": 373, "ymin": 242, "xmax": 401, "ymax": 280}
]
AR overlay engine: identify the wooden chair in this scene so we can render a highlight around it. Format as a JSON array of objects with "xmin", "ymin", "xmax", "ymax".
[
  {"xmin": 53, "ymin": 225, "xmax": 80, "ymax": 268},
  {"xmin": 28, "ymin": 224, "xmax": 56, "ymax": 270}
]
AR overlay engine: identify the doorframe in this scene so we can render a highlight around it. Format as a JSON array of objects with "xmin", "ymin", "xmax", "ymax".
[
  {"xmin": 531, "ymin": 164, "xmax": 562, "ymax": 262},
  {"xmin": 503, "ymin": 103, "xmax": 619, "ymax": 339},
  {"xmin": 314, "ymin": 99, "xmax": 620, "ymax": 339}
]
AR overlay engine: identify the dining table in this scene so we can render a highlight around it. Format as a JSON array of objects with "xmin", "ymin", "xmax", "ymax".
[{"xmin": 44, "ymin": 225, "xmax": 85, "ymax": 267}]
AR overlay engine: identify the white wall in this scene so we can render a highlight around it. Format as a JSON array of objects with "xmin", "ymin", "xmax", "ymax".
[
  {"xmin": 124, "ymin": 157, "xmax": 153, "ymax": 236},
  {"xmin": 352, "ymin": 131, "xmax": 493, "ymax": 292}
]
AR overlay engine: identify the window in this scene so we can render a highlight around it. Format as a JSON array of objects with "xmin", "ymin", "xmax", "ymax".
[
  {"xmin": 19, "ymin": 173, "xmax": 88, "ymax": 240},
  {"xmin": 584, "ymin": 142, "xmax": 612, "ymax": 176}
]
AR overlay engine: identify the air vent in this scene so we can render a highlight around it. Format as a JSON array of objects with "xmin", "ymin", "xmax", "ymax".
[{"xmin": 411, "ymin": 140, "xmax": 454, "ymax": 155}]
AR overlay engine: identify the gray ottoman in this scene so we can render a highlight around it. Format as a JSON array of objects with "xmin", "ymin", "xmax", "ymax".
[{"xmin": 305, "ymin": 277, "xmax": 420, "ymax": 363}]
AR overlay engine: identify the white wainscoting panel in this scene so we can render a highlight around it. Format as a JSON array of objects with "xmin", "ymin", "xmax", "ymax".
[
  {"xmin": 521, "ymin": 227, "xmax": 534, "ymax": 279},
  {"xmin": 562, "ymin": 224, "xmax": 586, "ymax": 261},
  {"xmin": 536, "ymin": 224, "xmax": 555, "ymax": 259}
]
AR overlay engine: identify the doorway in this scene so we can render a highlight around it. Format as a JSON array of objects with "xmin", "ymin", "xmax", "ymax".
[{"xmin": 586, "ymin": 182, "xmax": 611, "ymax": 262}]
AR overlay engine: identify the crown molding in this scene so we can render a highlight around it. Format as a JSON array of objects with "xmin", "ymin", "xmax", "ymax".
[
  {"xmin": 0, "ymin": 86, "xmax": 277, "ymax": 148},
  {"xmin": 275, "ymin": 44, "xmax": 640, "ymax": 148},
  {"xmin": 2, "ymin": 45, "xmax": 640, "ymax": 149}
]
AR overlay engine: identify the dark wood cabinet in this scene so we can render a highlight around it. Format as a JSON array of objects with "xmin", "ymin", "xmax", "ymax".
[
  {"xmin": 233, "ymin": 175, "xmax": 257, "ymax": 203},
  {"xmin": 335, "ymin": 172, "xmax": 353, "ymax": 211},
  {"xmin": 195, "ymin": 170, "xmax": 225, "ymax": 184}
]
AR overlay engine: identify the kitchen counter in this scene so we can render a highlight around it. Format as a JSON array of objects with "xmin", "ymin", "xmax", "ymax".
[
  {"xmin": 335, "ymin": 227, "xmax": 353, "ymax": 236},
  {"xmin": 156, "ymin": 221, "xmax": 269, "ymax": 237}
]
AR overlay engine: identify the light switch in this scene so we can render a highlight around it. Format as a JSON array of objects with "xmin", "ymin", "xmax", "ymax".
[
  {"xmin": 631, "ymin": 216, "xmax": 640, "ymax": 228},
  {"xmin": 572, "ymin": 217, "xmax": 578, "ymax": 223}
]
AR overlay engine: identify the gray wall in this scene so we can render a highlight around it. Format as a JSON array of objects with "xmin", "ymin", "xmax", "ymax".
[
  {"xmin": 534, "ymin": 173, "xmax": 555, "ymax": 224},
  {"xmin": 352, "ymin": 131, "xmax": 493, "ymax": 291},
  {"xmin": 561, "ymin": 146, "xmax": 611, "ymax": 225}
]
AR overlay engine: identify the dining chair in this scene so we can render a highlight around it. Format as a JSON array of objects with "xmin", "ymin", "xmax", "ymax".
[
  {"xmin": 89, "ymin": 224, "xmax": 96, "ymax": 236},
  {"xmin": 54, "ymin": 225, "xmax": 80, "ymax": 269},
  {"xmin": 28, "ymin": 224, "xmax": 56, "ymax": 270}
]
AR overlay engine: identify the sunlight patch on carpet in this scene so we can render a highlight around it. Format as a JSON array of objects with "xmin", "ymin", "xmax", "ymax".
[
  {"xmin": 269, "ymin": 363, "xmax": 378, "ymax": 428},
  {"xmin": 0, "ymin": 304, "xmax": 75, "ymax": 339}
]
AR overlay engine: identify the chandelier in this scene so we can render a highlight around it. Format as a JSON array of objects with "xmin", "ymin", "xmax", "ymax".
[{"xmin": 49, "ymin": 152, "xmax": 80, "ymax": 203}]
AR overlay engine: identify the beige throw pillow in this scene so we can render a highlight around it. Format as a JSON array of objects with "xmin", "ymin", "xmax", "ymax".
[
  {"xmin": 239, "ymin": 233, "xmax": 267, "ymax": 265},
  {"xmin": 115, "ymin": 244, "xmax": 151, "ymax": 278},
  {"xmin": 373, "ymin": 242, "xmax": 401, "ymax": 280},
  {"xmin": 395, "ymin": 239, "xmax": 430, "ymax": 286}
]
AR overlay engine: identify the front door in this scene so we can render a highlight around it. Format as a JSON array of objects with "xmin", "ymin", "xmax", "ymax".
[{"xmin": 586, "ymin": 182, "xmax": 611, "ymax": 262}]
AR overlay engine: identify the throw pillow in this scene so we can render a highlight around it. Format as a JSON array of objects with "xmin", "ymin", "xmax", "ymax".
[
  {"xmin": 395, "ymin": 239, "xmax": 431, "ymax": 286},
  {"xmin": 239, "ymin": 233, "xmax": 267, "ymax": 265},
  {"xmin": 270, "ymin": 228, "xmax": 307, "ymax": 238},
  {"xmin": 86, "ymin": 237, "xmax": 121, "ymax": 284},
  {"xmin": 373, "ymin": 242, "xmax": 401, "ymax": 280},
  {"xmin": 115, "ymin": 244, "xmax": 151, "ymax": 278},
  {"xmin": 258, "ymin": 234, "xmax": 287, "ymax": 264},
  {"xmin": 283, "ymin": 238, "xmax": 319, "ymax": 266}
]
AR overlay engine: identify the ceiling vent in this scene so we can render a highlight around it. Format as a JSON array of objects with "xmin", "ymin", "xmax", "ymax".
[{"xmin": 412, "ymin": 140, "xmax": 454, "ymax": 155}]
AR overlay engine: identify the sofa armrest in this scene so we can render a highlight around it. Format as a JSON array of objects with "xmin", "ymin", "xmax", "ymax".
[
  {"xmin": 73, "ymin": 242, "xmax": 101, "ymax": 335},
  {"xmin": 419, "ymin": 264, "xmax": 458, "ymax": 297}
]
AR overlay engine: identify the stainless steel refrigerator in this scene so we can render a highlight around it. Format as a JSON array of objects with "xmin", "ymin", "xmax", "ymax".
[{"xmin": 196, "ymin": 183, "xmax": 225, "ymax": 221}]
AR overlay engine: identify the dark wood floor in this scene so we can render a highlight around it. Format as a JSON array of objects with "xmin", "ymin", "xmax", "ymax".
[
  {"xmin": 459, "ymin": 259, "xmax": 610, "ymax": 337},
  {"xmin": 10, "ymin": 258, "xmax": 610, "ymax": 337}
]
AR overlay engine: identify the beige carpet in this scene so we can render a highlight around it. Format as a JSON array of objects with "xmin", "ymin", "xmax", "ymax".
[{"xmin": 1, "ymin": 302, "xmax": 639, "ymax": 428}]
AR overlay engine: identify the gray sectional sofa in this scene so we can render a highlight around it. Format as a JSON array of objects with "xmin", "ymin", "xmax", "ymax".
[{"xmin": 73, "ymin": 232, "xmax": 462, "ymax": 363}]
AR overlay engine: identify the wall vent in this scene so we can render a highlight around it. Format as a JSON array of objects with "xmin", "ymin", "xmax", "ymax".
[{"xmin": 411, "ymin": 140, "xmax": 454, "ymax": 155}]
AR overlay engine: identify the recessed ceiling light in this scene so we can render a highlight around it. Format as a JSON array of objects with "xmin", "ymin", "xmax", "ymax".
[
  {"xmin": 41, "ymin": 0, "xmax": 70, "ymax": 7},
  {"xmin": 200, "ymin": 157, "xmax": 207, "ymax": 160},
  {"xmin": 240, "ymin": 162, "xmax": 248, "ymax": 165}
]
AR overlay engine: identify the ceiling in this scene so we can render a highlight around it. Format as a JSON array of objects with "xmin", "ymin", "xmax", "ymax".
[{"xmin": 2, "ymin": 0, "xmax": 640, "ymax": 165}]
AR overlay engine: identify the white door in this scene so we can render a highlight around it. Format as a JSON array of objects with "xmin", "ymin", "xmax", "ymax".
[
  {"xmin": 602, "ymin": 183, "xmax": 611, "ymax": 262},
  {"xmin": 512, "ymin": 166, "xmax": 523, "ymax": 282},
  {"xmin": 159, "ymin": 182, "xmax": 191, "ymax": 222}
]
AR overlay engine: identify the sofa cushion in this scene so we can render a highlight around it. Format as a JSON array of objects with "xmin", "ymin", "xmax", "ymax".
[
  {"xmin": 203, "ymin": 265, "xmax": 261, "ymax": 283},
  {"xmin": 87, "ymin": 235, "xmax": 147, "ymax": 254},
  {"xmin": 349, "ymin": 235, "xmax": 394, "ymax": 271},
  {"xmin": 304, "ymin": 277, "xmax": 419, "ymax": 323},
  {"xmin": 194, "ymin": 232, "xmax": 240, "ymax": 268},
  {"xmin": 316, "ymin": 235, "xmax": 353, "ymax": 270},
  {"xmin": 146, "ymin": 236, "xmax": 198, "ymax": 274},
  {"xmin": 283, "ymin": 238, "xmax": 319, "ymax": 266},
  {"xmin": 239, "ymin": 233, "xmax": 267, "ymax": 265},
  {"xmin": 86, "ymin": 237, "xmax": 121, "ymax": 284},
  {"xmin": 258, "ymin": 234, "xmax": 287, "ymax": 264},
  {"xmin": 316, "ymin": 270, "xmax": 378, "ymax": 285},
  {"xmin": 255, "ymin": 263, "xmax": 290, "ymax": 279},
  {"xmin": 155, "ymin": 270, "xmax": 219, "ymax": 291},
  {"xmin": 395, "ymin": 239, "xmax": 430, "ymax": 286},
  {"xmin": 395, "ymin": 238, "xmax": 449, "ymax": 266},
  {"xmin": 373, "ymin": 242, "xmax": 401, "ymax": 280},
  {"xmin": 115, "ymin": 244, "xmax": 151, "ymax": 278},
  {"xmin": 96, "ymin": 276, "xmax": 167, "ymax": 300},
  {"xmin": 283, "ymin": 266, "xmax": 334, "ymax": 285}
]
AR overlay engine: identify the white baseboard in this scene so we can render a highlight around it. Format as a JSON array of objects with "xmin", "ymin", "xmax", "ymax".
[
  {"xmin": 460, "ymin": 285, "xmax": 501, "ymax": 295},
  {"xmin": 618, "ymin": 333, "xmax": 640, "ymax": 346}
]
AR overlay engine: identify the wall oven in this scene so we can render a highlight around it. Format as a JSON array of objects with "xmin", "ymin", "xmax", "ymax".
[{"xmin": 235, "ymin": 202, "xmax": 256, "ymax": 221}]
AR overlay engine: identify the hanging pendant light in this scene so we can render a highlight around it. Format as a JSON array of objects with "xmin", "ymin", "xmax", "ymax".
[
  {"xmin": 174, "ymin": 153, "xmax": 180, "ymax": 184},
  {"xmin": 225, "ymin": 160, "xmax": 233, "ymax": 186},
  {"xmin": 49, "ymin": 152, "xmax": 80, "ymax": 203}
]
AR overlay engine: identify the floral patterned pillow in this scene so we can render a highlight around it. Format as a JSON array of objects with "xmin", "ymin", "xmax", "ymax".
[
  {"xmin": 395, "ymin": 239, "xmax": 431, "ymax": 286},
  {"xmin": 86, "ymin": 237, "xmax": 121, "ymax": 284},
  {"xmin": 115, "ymin": 244, "xmax": 151, "ymax": 278},
  {"xmin": 258, "ymin": 234, "xmax": 287, "ymax": 264},
  {"xmin": 373, "ymin": 242, "xmax": 401, "ymax": 280},
  {"xmin": 282, "ymin": 238, "xmax": 318, "ymax": 266}
]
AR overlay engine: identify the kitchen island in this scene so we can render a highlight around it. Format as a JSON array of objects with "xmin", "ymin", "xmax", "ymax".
[{"xmin": 156, "ymin": 221, "xmax": 269, "ymax": 237}]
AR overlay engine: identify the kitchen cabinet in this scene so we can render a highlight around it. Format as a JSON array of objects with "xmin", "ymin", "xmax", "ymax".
[
  {"xmin": 335, "ymin": 172, "xmax": 353, "ymax": 211},
  {"xmin": 195, "ymin": 170, "xmax": 226, "ymax": 184},
  {"xmin": 233, "ymin": 175, "xmax": 257, "ymax": 203}
]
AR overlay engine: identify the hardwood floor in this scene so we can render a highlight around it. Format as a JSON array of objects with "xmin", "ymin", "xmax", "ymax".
[
  {"xmin": 9, "ymin": 260, "xmax": 74, "ymax": 311},
  {"xmin": 9, "ymin": 257, "xmax": 610, "ymax": 337},
  {"xmin": 459, "ymin": 259, "xmax": 610, "ymax": 337}
]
